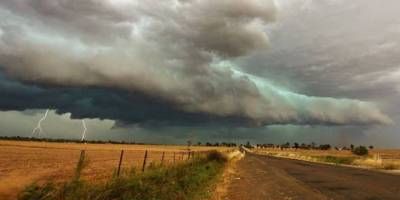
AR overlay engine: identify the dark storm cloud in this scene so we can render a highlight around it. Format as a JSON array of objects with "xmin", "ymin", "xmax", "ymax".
[
  {"xmin": 0, "ymin": 72, "xmax": 249, "ymax": 126},
  {"xmin": 0, "ymin": 0, "xmax": 392, "ymax": 127}
]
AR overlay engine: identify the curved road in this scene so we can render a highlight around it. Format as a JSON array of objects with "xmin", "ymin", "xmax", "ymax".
[{"xmin": 224, "ymin": 153, "xmax": 400, "ymax": 200}]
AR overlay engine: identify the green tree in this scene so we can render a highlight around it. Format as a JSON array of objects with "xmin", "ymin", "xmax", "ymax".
[
  {"xmin": 352, "ymin": 146, "xmax": 368, "ymax": 156},
  {"xmin": 245, "ymin": 141, "xmax": 252, "ymax": 148},
  {"xmin": 369, "ymin": 145, "xmax": 374, "ymax": 150}
]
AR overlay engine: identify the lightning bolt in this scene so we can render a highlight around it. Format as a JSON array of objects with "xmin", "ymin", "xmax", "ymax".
[
  {"xmin": 81, "ymin": 119, "xmax": 87, "ymax": 141},
  {"xmin": 31, "ymin": 109, "xmax": 49, "ymax": 138}
]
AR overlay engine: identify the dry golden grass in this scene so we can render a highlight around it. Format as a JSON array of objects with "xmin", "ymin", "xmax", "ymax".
[
  {"xmin": 254, "ymin": 148, "xmax": 400, "ymax": 170},
  {"xmin": 255, "ymin": 148, "xmax": 400, "ymax": 158},
  {"xmin": 0, "ymin": 140, "xmax": 231, "ymax": 200}
]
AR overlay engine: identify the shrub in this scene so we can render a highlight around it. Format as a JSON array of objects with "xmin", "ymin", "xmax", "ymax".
[
  {"xmin": 321, "ymin": 156, "xmax": 355, "ymax": 165},
  {"xmin": 369, "ymin": 145, "xmax": 374, "ymax": 150},
  {"xmin": 383, "ymin": 162, "xmax": 400, "ymax": 170},
  {"xmin": 19, "ymin": 183, "xmax": 55, "ymax": 200},
  {"xmin": 318, "ymin": 144, "xmax": 331, "ymax": 150},
  {"xmin": 206, "ymin": 150, "xmax": 228, "ymax": 163},
  {"xmin": 244, "ymin": 141, "xmax": 253, "ymax": 149},
  {"xmin": 352, "ymin": 146, "xmax": 368, "ymax": 156}
]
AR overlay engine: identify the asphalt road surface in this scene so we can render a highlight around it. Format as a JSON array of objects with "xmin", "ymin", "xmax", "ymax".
[{"xmin": 224, "ymin": 154, "xmax": 400, "ymax": 200}]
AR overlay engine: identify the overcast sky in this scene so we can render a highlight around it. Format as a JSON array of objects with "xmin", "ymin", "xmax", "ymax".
[{"xmin": 1, "ymin": 0, "xmax": 399, "ymax": 147}]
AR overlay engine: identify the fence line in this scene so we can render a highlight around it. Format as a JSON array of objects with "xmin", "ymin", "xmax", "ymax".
[
  {"xmin": 75, "ymin": 148, "xmax": 232, "ymax": 176},
  {"xmin": 5, "ymin": 147, "xmax": 235, "ymax": 182}
]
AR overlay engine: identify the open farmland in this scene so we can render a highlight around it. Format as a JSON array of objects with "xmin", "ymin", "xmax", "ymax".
[{"xmin": 0, "ymin": 140, "xmax": 232, "ymax": 200}]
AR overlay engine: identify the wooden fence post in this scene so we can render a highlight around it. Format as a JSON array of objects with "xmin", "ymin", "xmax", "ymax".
[
  {"xmin": 79, "ymin": 150, "xmax": 86, "ymax": 163},
  {"xmin": 142, "ymin": 150, "xmax": 148, "ymax": 172},
  {"xmin": 161, "ymin": 152, "xmax": 165, "ymax": 165},
  {"xmin": 173, "ymin": 152, "xmax": 176, "ymax": 164},
  {"xmin": 75, "ymin": 150, "xmax": 86, "ymax": 180},
  {"xmin": 117, "ymin": 150, "xmax": 124, "ymax": 177}
]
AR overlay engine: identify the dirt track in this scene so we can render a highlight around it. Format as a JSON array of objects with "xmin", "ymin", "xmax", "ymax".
[{"xmin": 224, "ymin": 154, "xmax": 400, "ymax": 200}]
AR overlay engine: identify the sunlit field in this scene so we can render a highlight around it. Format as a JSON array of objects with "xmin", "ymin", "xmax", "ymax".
[{"xmin": 0, "ymin": 140, "xmax": 232, "ymax": 200}]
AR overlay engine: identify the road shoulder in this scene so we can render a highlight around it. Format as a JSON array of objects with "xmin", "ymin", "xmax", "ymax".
[{"xmin": 223, "ymin": 154, "xmax": 327, "ymax": 200}]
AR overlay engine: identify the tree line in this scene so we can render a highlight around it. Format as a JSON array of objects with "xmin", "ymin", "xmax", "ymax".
[
  {"xmin": 252, "ymin": 142, "xmax": 373, "ymax": 151},
  {"xmin": 0, "ymin": 136, "xmax": 373, "ymax": 155},
  {"xmin": 0, "ymin": 136, "xmax": 143, "ymax": 145}
]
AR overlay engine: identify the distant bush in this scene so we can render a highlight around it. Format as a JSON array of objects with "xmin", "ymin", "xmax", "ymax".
[
  {"xmin": 244, "ymin": 141, "xmax": 253, "ymax": 149},
  {"xmin": 318, "ymin": 144, "xmax": 331, "ymax": 150},
  {"xmin": 369, "ymin": 145, "xmax": 374, "ymax": 150},
  {"xmin": 352, "ymin": 146, "xmax": 368, "ymax": 156}
]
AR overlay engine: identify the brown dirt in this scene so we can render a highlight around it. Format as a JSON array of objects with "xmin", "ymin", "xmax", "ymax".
[
  {"xmin": 212, "ymin": 152, "xmax": 243, "ymax": 200},
  {"xmin": 223, "ymin": 153, "xmax": 400, "ymax": 200}
]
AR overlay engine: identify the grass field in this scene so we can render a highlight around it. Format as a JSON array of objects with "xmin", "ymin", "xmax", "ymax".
[
  {"xmin": 253, "ymin": 148, "xmax": 400, "ymax": 170},
  {"xmin": 0, "ymin": 140, "xmax": 232, "ymax": 200},
  {"xmin": 19, "ymin": 151, "xmax": 228, "ymax": 200}
]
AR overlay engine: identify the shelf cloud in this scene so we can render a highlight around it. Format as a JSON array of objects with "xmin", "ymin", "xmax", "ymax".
[{"xmin": 0, "ymin": 0, "xmax": 392, "ymax": 127}]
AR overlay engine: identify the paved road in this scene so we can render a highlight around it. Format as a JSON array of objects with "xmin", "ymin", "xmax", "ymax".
[{"xmin": 224, "ymin": 154, "xmax": 400, "ymax": 200}]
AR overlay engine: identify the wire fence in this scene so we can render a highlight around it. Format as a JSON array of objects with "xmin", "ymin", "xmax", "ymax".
[
  {"xmin": 3, "ymin": 148, "xmax": 233, "ymax": 181},
  {"xmin": 0, "ymin": 142, "xmax": 237, "ymax": 200},
  {"xmin": 0, "ymin": 141, "xmax": 236, "ymax": 184},
  {"xmin": 82, "ymin": 149, "xmax": 212, "ymax": 177}
]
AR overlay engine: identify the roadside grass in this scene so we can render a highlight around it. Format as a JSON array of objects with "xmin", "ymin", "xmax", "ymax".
[
  {"xmin": 312, "ymin": 155, "xmax": 400, "ymax": 170},
  {"xmin": 314, "ymin": 156, "xmax": 356, "ymax": 165},
  {"xmin": 257, "ymin": 150, "xmax": 400, "ymax": 170},
  {"xmin": 18, "ymin": 151, "xmax": 227, "ymax": 200},
  {"xmin": 259, "ymin": 151, "xmax": 356, "ymax": 165},
  {"xmin": 382, "ymin": 162, "xmax": 400, "ymax": 170},
  {"xmin": 354, "ymin": 158, "xmax": 400, "ymax": 170}
]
